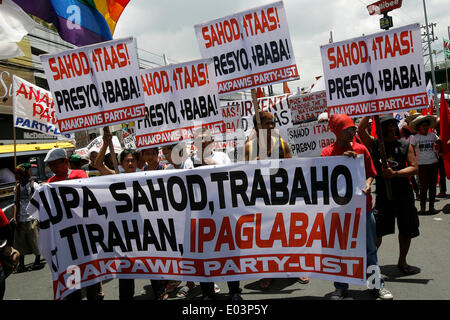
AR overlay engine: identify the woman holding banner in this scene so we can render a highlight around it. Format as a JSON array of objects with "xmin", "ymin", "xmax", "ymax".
[
  {"xmin": 93, "ymin": 132, "xmax": 140, "ymax": 300},
  {"xmin": 192, "ymin": 128, "xmax": 243, "ymax": 301},
  {"xmin": 159, "ymin": 143, "xmax": 194, "ymax": 299}
]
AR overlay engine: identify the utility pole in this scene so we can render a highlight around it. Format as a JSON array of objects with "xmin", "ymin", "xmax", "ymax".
[{"xmin": 423, "ymin": 0, "xmax": 439, "ymax": 113}]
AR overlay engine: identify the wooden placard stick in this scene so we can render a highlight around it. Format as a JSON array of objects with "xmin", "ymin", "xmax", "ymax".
[
  {"xmin": 251, "ymin": 88, "xmax": 267, "ymax": 159},
  {"xmin": 103, "ymin": 126, "xmax": 120, "ymax": 174},
  {"xmin": 374, "ymin": 115, "xmax": 393, "ymax": 200}
]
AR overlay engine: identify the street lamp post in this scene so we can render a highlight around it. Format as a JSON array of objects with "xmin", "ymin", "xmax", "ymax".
[{"xmin": 423, "ymin": 0, "xmax": 439, "ymax": 113}]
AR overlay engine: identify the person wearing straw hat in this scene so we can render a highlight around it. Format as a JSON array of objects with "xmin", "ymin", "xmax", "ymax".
[{"xmin": 409, "ymin": 115, "xmax": 440, "ymax": 215}]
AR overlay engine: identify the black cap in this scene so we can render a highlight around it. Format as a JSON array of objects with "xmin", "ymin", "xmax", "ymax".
[{"xmin": 379, "ymin": 114, "xmax": 399, "ymax": 125}]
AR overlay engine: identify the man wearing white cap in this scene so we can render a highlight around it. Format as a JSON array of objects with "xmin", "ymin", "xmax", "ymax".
[
  {"xmin": 44, "ymin": 148, "xmax": 104, "ymax": 300},
  {"xmin": 44, "ymin": 148, "xmax": 87, "ymax": 183}
]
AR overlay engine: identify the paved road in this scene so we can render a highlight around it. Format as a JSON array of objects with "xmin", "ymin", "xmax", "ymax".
[{"xmin": 3, "ymin": 181, "xmax": 450, "ymax": 301}]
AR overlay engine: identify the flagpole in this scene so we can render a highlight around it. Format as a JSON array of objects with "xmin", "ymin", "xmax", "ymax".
[
  {"xmin": 103, "ymin": 126, "xmax": 120, "ymax": 174},
  {"xmin": 446, "ymin": 58, "xmax": 448, "ymax": 91},
  {"xmin": 423, "ymin": 0, "xmax": 439, "ymax": 114},
  {"xmin": 251, "ymin": 88, "xmax": 266, "ymax": 159}
]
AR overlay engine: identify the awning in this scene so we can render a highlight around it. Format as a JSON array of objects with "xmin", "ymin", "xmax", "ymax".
[{"xmin": 0, "ymin": 141, "xmax": 75, "ymax": 158}]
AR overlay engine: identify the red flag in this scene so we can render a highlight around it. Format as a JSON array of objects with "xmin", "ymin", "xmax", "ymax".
[
  {"xmin": 370, "ymin": 116, "xmax": 378, "ymax": 138},
  {"xmin": 256, "ymin": 87, "xmax": 265, "ymax": 98},
  {"xmin": 421, "ymin": 105, "xmax": 430, "ymax": 115},
  {"xmin": 283, "ymin": 82, "xmax": 291, "ymax": 94},
  {"xmin": 440, "ymin": 89, "xmax": 450, "ymax": 179}
]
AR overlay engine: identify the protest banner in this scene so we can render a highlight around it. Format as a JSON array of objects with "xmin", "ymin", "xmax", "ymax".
[
  {"xmin": 27, "ymin": 156, "xmax": 366, "ymax": 300},
  {"xmin": 86, "ymin": 135, "xmax": 122, "ymax": 154},
  {"xmin": 445, "ymin": 39, "xmax": 450, "ymax": 61},
  {"xmin": 221, "ymin": 93, "xmax": 292, "ymax": 142},
  {"xmin": 288, "ymin": 121, "xmax": 335, "ymax": 157},
  {"xmin": 195, "ymin": 1, "xmax": 299, "ymax": 94},
  {"xmin": 123, "ymin": 132, "xmax": 136, "ymax": 149},
  {"xmin": 12, "ymin": 76, "xmax": 73, "ymax": 140},
  {"xmin": 135, "ymin": 58, "xmax": 224, "ymax": 149},
  {"xmin": 40, "ymin": 37, "xmax": 145, "ymax": 133},
  {"xmin": 289, "ymin": 90, "xmax": 327, "ymax": 125},
  {"xmin": 321, "ymin": 23, "xmax": 427, "ymax": 117},
  {"xmin": 74, "ymin": 147, "xmax": 89, "ymax": 157}
]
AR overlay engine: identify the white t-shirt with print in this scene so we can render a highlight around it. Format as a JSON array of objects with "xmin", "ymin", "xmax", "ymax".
[
  {"xmin": 14, "ymin": 181, "xmax": 39, "ymax": 222},
  {"xmin": 410, "ymin": 132, "xmax": 439, "ymax": 165}
]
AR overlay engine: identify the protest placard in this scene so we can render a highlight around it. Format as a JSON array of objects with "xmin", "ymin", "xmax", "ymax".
[
  {"xmin": 86, "ymin": 135, "xmax": 122, "ymax": 154},
  {"xmin": 123, "ymin": 132, "xmax": 136, "ymax": 149},
  {"xmin": 27, "ymin": 156, "xmax": 366, "ymax": 300},
  {"xmin": 321, "ymin": 23, "xmax": 427, "ymax": 117},
  {"xmin": 444, "ymin": 38, "xmax": 450, "ymax": 62},
  {"xmin": 288, "ymin": 121, "xmax": 335, "ymax": 157},
  {"xmin": 289, "ymin": 91, "xmax": 327, "ymax": 125},
  {"xmin": 195, "ymin": 1, "xmax": 299, "ymax": 94},
  {"xmin": 40, "ymin": 37, "xmax": 145, "ymax": 133},
  {"xmin": 12, "ymin": 76, "xmax": 73, "ymax": 140},
  {"xmin": 221, "ymin": 93, "xmax": 292, "ymax": 142},
  {"xmin": 135, "ymin": 58, "xmax": 224, "ymax": 149}
]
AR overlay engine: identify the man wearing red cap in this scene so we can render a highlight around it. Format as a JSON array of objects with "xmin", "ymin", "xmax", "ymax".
[{"xmin": 321, "ymin": 114, "xmax": 393, "ymax": 300}]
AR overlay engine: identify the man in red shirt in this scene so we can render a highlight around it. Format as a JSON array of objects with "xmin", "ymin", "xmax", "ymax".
[
  {"xmin": 45, "ymin": 148, "xmax": 87, "ymax": 182},
  {"xmin": 44, "ymin": 148, "xmax": 103, "ymax": 300},
  {"xmin": 321, "ymin": 114, "xmax": 393, "ymax": 300}
]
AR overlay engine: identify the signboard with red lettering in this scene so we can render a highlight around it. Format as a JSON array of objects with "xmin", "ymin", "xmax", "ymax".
[
  {"xmin": 288, "ymin": 121, "xmax": 335, "ymax": 157},
  {"xmin": 135, "ymin": 58, "xmax": 224, "ymax": 149},
  {"xmin": 40, "ymin": 37, "xmax": 145, "ymax": 133},
  {"xmin": 321, "ymin": 23, "xmax": 427, "ymax": 117},
  {"xmin": 367, "ymin": 0, "xmax": 403, "ymax": 15},
  {"xmin": 195, "ymin": 1, "xmax": 299, "ymax": 94},
  {"xmin": 289, "ymin": 91, "xmax": 327, "ymax": 125},
  {"xmin": 221, "ymin": 93, "xmax": 292, "ymax": 141},
  {"xmin": 12, "ymin": 76, "xmax": 73, "ymax": 140}
]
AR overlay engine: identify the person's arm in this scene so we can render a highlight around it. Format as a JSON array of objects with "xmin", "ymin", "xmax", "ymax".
[
  {"xmin": 13, "ymin": 185, "xmax": 19, "ymax": 225},
  {"xmin": 382, "ymin": 144, "xmax": 418, "ymax": 178},
  {"xmin": 93, "ymin": 133, "xmax": 115, "ymax": 175},
  {"xmin": 357, "ymin": 116, "xmax": 375, "ymax": 153},
  {"xmin": 363, "ymin": 176, "xmax": 374, "ymax": 195},
  {"xmin": 283, "ymin": 139, "xmax": 292, "ymax": 159},
  {"xmin": 244, "ymin": 140, "xmax": 250, "ymax": 161}
]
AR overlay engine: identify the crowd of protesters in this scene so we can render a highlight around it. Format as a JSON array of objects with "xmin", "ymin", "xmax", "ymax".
[{"xmin": 0, "ymin": 109, "xmax": 448, "ymax": 301}]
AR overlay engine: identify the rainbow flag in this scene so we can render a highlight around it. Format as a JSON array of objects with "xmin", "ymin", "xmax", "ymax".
[{"xmin": 12, "ymin": 0, "xmax": 130, "ymax": 46}]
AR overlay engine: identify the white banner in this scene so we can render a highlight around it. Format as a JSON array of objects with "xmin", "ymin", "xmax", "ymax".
[
  {"xmin": 195, "ymin": 1, "xmax": 299, "ymax": 94},
  {"xmin": 40, "ymin": 37, "xmax": 145, "ymax": 133},
  {"xmin": 289, "ymin": 91, "xmax": 327, "ymax": 125},
  {"xmin": 321, "ymin": 23, "xmax": 427, "ymax": 117},
  {"xmin": 221, "ymin": 93, "xmax": 292, "ymax": 142},
  {"xmin": 135, "ymin": 58, "xmax": 224, "ymax": 149},
  {"xmin": 12, "ymin": 76, "xmax": 73, "ymax": 140},
  {"xmin": 27, "ymin": 157, "xmax": 366, "ymax": 300},
  {"xmin": 288, "ymin": 121, "xmax": 336, "ymax": 157}
]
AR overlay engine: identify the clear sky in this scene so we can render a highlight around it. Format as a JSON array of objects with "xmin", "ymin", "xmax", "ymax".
[{"xmin": 114, "ymin": 0, "xmax": 450, "ymax": 94}]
